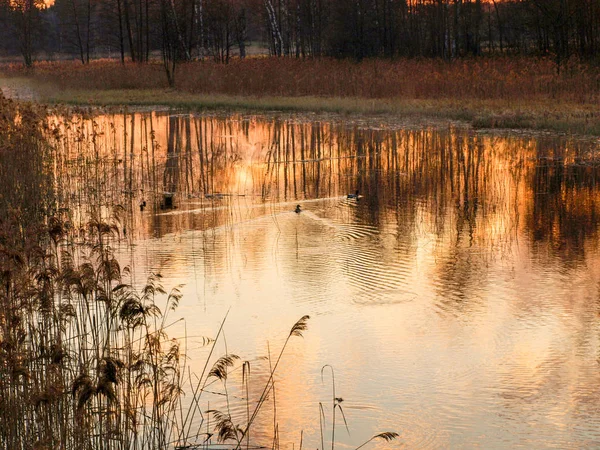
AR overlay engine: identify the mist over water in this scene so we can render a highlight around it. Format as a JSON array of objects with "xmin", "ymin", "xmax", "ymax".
[{"xmin": 48, "ymin": 110, "xmax": 600, "ymax": 448}]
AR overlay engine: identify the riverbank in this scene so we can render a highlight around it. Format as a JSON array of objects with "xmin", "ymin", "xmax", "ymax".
[
  {"xmin": 3, "ymin": 57, "xmax": 600, "ymax": 134},
  {"xmin": 37, "ymin": 89, "xmax": 600, "ymax": 135}
]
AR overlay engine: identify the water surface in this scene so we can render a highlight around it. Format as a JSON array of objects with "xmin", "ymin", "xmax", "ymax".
[{"xmin": 48, "ymin": 111, "xmax": 600, "ymax": 449}]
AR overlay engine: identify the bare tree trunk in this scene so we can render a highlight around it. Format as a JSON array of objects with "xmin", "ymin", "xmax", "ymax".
[
  {"xmin": 265, "ymin": 0, "xmax": 283, "ymax": 55},
  {"xmin": 19, "ymin": 0, "xmax": 35, "ymax": 67},
  {"xmin": 145, "ymin": 0, "xmax": 150, "ymax": 61},
  {"xmin": 123, "ymin": 0, "xmax": 136, "ymax": 61},
  {"xmin": 136, "ymin": 0, "xmax": 143, "ymax": 61},
  {"xmin": 115, "ymin": 0, "xmax": 126, "ymax": 63},
  {"xmin": 491, "ymin": 0, "xmax": 503, "ymax": 53},
  {"xmin": 475, "ymin": 0, "xmax": 482, "ymax": 55},
  {"xmin": 189, "ymin": 0, "xmax": 196, "ymax": 55},
  {"xmin": 295, "ymin": 1, "xmax": 301, "ymax": 57},
  {"xmin": 161, "ymin": 0, "xmax": 177, "ymax": 86},
  {"xmin": 194, "ymin": 0, "xmax": 205, "ymax": 59},
  {"xmin": 169, "ymin": 0, "xmax": 192, "ymax": 60},
  {"xmin": 70, "ymin": 0, "xmax": 86, "ymax": 63},
  {"xmin": 226, "ymin": 23, "xmax": 230, "ymax": 63},
  {"xmin": 85, "ymin": 0, "xmax": 92, "ymax": 63},
  {"xmin": 453, "ymin": 0, "xmax": 460, "ymax": 57},
  {"xmin": 236, "ymin": 8, "xmax": 247, "ymax": 59}
]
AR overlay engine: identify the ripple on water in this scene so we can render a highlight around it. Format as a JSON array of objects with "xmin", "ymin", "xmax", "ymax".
[
  {"xmin": 335, "ymin": 241, "xmax": 415, "ymax": 305},
  {"xmin": 391, "ymin": 411, "xmax": 443, "ymax": 449},
  {"xmin": 335, "ymin": 224, "xmax": 380, "ymax": 242}
]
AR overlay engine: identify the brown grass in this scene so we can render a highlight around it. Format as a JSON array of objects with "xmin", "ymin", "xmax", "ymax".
[
  {"xmin": 4, "ymin": 57, "xmax": 600, "ymax": 101},
  {"xmin": 3, "ymin": 57, "xmax": 600, "ymax": 133}
]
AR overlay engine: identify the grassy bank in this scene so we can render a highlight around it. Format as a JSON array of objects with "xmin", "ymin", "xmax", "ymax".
[{"xmin": 3, "ymin": 57, "xmax": 600, "ymax": 134}]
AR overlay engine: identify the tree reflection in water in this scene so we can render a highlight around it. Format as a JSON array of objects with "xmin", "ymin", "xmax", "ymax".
[{"xmin": 39, "ymin": 110, "xmax": 600, "ymax": 448}]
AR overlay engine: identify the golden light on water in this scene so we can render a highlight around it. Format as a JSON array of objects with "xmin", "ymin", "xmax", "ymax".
[{"xmin": 44, "ymin": 110, "xmax": 600, "ymax": 448}]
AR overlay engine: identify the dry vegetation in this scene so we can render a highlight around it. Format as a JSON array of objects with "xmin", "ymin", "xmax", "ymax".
[
  {"xmin": 5, "ymin": 57, "xmax": 600, "ymax": 101},
  {"xmin": 4, "ymin": 56, "xmax": 600, "ymax": 134},
  {"xmin": 0, "ymin": 96, "xmax": 190, "ymax": 448}
]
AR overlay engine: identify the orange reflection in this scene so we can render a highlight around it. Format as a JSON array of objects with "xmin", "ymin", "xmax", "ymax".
[{"xmin": 43, "ymin": 111, "xmax": 600, "ymax": 448}]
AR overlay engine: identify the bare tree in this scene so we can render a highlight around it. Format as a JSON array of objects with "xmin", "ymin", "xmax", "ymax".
[
  {"xmin": 160, "ymin": 0, "xmax": 177, "ymax": 85},
  {"xmin": 3, "ymin": 0, "xmax": 46, "ymax": 66}
]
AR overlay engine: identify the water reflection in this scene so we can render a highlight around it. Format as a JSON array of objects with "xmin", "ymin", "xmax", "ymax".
[{"xmin": 46, "ymin": 111, "xmax": 600, "ymax": 448}]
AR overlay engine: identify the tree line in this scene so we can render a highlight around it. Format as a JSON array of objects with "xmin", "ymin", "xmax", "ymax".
[{"xmin": 1, "ymin": 0, "xmax": 599, "ymax": 70}]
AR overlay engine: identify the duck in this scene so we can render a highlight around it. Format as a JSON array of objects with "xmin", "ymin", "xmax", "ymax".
[
  {"xmin": 205, "ymin": 193, "xmax": 224, "ymax": 200},
  {"xmin": 347, "ymin": 190, "xmax": 360, "ymax": 199},
  {"xmin": 295, "ymin": 205, "xmax": 302, "ymax": 214}
]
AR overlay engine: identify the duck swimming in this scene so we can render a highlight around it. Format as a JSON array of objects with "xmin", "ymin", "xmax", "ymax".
[
  {"xmin": 295, "ymin": 205, "xmax": 302, "ymax": 213},
  {"xmin": 347, "ymin": 190, "xmax": 360, "ymax": 199}
]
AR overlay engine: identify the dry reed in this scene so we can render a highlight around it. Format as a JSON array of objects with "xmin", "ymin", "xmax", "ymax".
[{"xmin": 4, "ymin": 57, "xmax": 600, "ymax": 103}]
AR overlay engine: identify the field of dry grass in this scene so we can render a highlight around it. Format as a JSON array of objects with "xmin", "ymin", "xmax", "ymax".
[{"xmin": 3, "ymin": 57, "xmax": 600, "ymax": 133}]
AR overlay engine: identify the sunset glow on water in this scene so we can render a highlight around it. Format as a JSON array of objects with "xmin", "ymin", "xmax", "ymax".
[{"xmin": 47, "ymin": 111, "xmax": 600, "ymax": 448}]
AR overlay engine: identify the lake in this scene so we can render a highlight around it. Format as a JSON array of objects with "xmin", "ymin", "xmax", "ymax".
[{"xmin": 46, "ymin": 109, "xmax": 600, "ymax": 449}]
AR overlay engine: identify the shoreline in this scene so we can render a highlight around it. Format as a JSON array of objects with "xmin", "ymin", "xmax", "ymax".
[{"xmin": 3, "ymin": 75, "xmax": 600, "ymax": 136}]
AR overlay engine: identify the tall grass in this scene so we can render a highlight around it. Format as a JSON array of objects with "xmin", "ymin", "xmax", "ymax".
[
  {"xmin": 0, "ymin": 202, "xmax": 187, "ymax": 449},
  {"xmin": 4, "ymin": 56, "xmax": 600, "ymax": 103}
]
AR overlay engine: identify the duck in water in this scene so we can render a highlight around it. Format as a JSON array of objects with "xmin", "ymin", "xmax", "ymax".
[
  {"xmin": 295, "ymin": 205, "xmax": 302, "ymax": 214},
  {"xmin": 347, "ymin": 190, "xmax": 360, "ymax": 199}
]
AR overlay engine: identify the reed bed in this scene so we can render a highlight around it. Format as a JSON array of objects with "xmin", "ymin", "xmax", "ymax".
[
  {"xmin": 4, "ymin": 57, "xmax": 600, "ymax": 103},
  {"xmin": 0, "ymin": 97, "xmax": 190, "ymax": 448}
]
